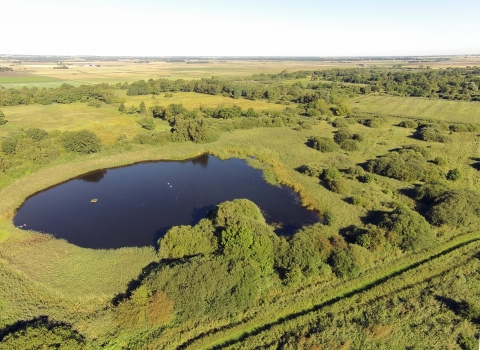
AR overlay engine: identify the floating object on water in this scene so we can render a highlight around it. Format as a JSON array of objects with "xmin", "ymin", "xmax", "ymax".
[{"xmin": 90, "ymin": 199, "xmax": 98, "ymax": 203}]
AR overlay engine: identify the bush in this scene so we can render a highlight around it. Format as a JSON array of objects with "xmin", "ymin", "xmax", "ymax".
[
  {"xmin": 359, "ymin": 173, "xmax": 374, "ymax": 183},
  {"xmin": 61, "ymin": 130, "xmax": 101, "ymax": 154},
  {"xmin": 446, "ymin": 168, "xmax": 461, "ymax": 181},
  {"xmin": 332, "ymin": 118, "xmax": 349, "ymax": 128},
  {"xmin": 378, "ymin": 205, "xmax": 434, "ymax": 252},
  {"xmin": 0, "ymin": 110, "xmax": 7, "ymax": 125},
  {"xmin": 398, "ymin": 120, "xmax": 418, "ymax": 128},
  {"xmin": 0, "ymin": 154, "xmax": 11, "ymax": 172},
  {"xmin": 330, "ymin": 245, "xmax": 368, "ymax": 279},
  {"xmin": 434, "ymin": 156, "xmax": 447, "ymax": 167},
  {"xmin": 327, "ymin": 178, "xmax": 349, "ymax": 194},
  {"xmin": 139, "ymin": 117, "xmax": 155, "ymax": 130},
  {"xmin": 310, "ymin": 136, "xmax": 338, "ymax": 152},
  {"xmin": 322, "ymin": 167, "xmax": 341, "ymax": 181},
  {"xmin": 339, "ymin": 139, "xmax": 359, "ymax": 151},
  {"xmin": 428, "ymin": 190, "xmax": 480, "ymax": 227},
  {"xmin": 333, "ymin": 130, "xmax": 352, "ymax": 144},
  {"xmin": 297, "ymin": 164, "xmax": 323, "ymax": 178},
  {"xmin": 365, "ymin": 150, "xmax": 441, "ymax": 182},
  {"xmin": 1, "ymin": 139, "xmax": 17, "ymax": 155},
  {"xmin": 25, "ymin": 128, "xmax": 48, "ymax": 141},
  {"xmin": 417, "ymin": 126, "xmax": 447, "ymax": 143}
]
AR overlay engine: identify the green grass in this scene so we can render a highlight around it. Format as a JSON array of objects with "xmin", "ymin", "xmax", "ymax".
[
  {"xmin": 0, "ymin": 73, "xmax": 67, "ymax": 89},
  {"xmin": 349, "ymin": 94, "xmax": 480, "ymax": 123}
]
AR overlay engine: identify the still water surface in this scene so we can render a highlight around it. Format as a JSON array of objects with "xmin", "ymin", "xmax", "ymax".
[{"xmin": 14, "ymin": 154, "xmax": 319, "ymax": 249}]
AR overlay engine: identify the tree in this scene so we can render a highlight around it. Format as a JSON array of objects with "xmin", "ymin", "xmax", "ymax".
[
  {"xmin": 118, "ymin": 102, "xmax": 126, "ymax": 113},
  {"xmin": 61, "ymin": 130, "xmax": 101, "ymax": 154}
]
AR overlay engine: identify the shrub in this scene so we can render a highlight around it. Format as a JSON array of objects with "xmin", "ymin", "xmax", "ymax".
[
  {"xmin": 417, "ymin": 125, "xmax": 447, "ymax": 143},
  {"xmin": 359, "ymin": 173, "xmax": 374, "ymax": 183},
  {"xmin": 398, "ymin": 120, "xmax": 418, "ymax": 128},
  {"xmin": 434, "ymin": 156, "xmax": 447, "ymax": 167},
  {"xmin": 139, "ymin": 117, "xmax": 156, "ymax": 130},
  {"xmin": 339, "ymin": 139, "xmax": 359, "ymax": 151},
  {"xmin": 322, "ymin": 167, "xmax": 341, "ymax": 181},
  {"xmin": 330, "ymin": 244, "xmax": 368, "ymax": 279},
  {"xmin": 310, "ymin": 136, "xmax": 338, "ymax": 152},
  {"xmin": 333, "ymin": 130, "xmax": 352, "ymax": 144},
  {"xmin": 25, "ymin": 128, "xmax": 49, "ymax": 141},
  {"xmin": 332, "ymin": 117, "xmax": 349, "ymax": 128},
  {"xmin": 0, "ymin": 110, "xmax": 7, "ymax": 125},
  {"xmin": 159, "ymin": 219, "xmax": 218, "ymax": 259},
  {"xmin": 365, "ymin": 150, "xmax": 441, "ymax": 182},
  {"xmin": 297, "ymin": 164, "xmax": 323, "ymax": 178},
  {"xmin": 428, "ymin": 190, "xmax": 480, "ymax": 227},
  {"xmin": 327, "ymin": 178, "xmax": 349, "ymax": 194},
  {"xmin": 378, "ymin": 205, "xmax": 434, "ymax": 252},
  {"xmin": 61, "ymin": 130, "xmax": 101, "ymax": 154},
  {"xmin": 446, "ymin": 168, "xmax": 461, "ymax": 181},
  {"xmin": 1, "ymin": 139, "xmax": 17, "ymax": 155},
  {"xmin": 0, "ymin": 155, "xmax": 11, "ymax": 172}
]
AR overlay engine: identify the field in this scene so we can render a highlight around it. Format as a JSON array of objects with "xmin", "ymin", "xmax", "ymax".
[
  {"xmin": 350, "ymin": 94, "xmax": 480, "ymax": 123},
  {"xmin": 0, "ymin": 103, "xmax": 170, "ymax": 144},
  {"xmin": 119, "ymin": 91, "xmax": 291, "ymax": 111},
  {"xmin": 1, "ymin": 60, "xmax": 480, "ymax": 348}
]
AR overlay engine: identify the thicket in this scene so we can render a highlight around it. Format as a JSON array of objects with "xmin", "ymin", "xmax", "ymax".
[
  {"xmin": 60, "ymin": 130, "xmax": 101, "ymax": 154},
  {"xmin": 365, "ymin": 147, "xmax": 441, "ymax": 182},
  {"xmin": 415, "ymin": 184, "xmax": 480, "ymax": 228},
  {"xmin": 0, "ymin": 317, "xmax": 85, "ymax": 350},
  {"xmin": 0, "ymin": 83, "xmax": 120, "ymax": 106},
  {"xmin": 314, "ymin": 66, "xmax": 480, "ymax": 101},
  {"xmin": 113, "ymin": 200, "xmax": 377, "ymax": 331}
]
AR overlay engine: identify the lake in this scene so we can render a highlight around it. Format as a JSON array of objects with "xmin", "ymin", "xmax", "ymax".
[{"xmin": 14, "ymin": 154, "xmax": 320, "ymax": 249}]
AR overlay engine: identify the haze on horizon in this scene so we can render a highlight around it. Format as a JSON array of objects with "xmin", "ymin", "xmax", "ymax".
[{"xmin": 3, "ymin": 0, "xmax": 479, "ymax": 57}]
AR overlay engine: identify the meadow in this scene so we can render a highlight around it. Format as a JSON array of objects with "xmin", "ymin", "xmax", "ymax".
[
  {"xmin": 1, "ymin": 60, "xmax": 480, "ymax": 348},
  {"xmin": 350, "ymin": 94, "xmax": 480, "ymax": 123}
]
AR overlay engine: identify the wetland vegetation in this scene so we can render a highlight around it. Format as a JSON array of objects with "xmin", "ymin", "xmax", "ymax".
[{"xmin": 0, "ymin": 57, "xmax": 480, "ymax": 349}]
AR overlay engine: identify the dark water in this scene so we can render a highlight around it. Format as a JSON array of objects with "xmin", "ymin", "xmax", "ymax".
[{"xmin": 14, "ymin": 154, "xmax": 320, "ymax": 249}]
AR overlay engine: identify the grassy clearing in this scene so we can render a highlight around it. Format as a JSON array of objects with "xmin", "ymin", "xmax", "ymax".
[
  {"xmin": 0, "ymin": 102, "xmax": 170, "ymax": 144},
  {"xmin": 349, "ymin": 94, "xmax": 480, "ymax": 123},
  {"xmin": 119, "ymin": 91, "xmax": 291, "ymax": 111}
]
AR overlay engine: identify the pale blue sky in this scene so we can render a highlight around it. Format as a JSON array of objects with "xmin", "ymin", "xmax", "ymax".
[{"xmin": 2, "ymin": 0, "xmax": 479, "ymax": 56}]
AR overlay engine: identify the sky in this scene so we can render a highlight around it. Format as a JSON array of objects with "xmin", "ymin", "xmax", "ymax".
[{"xmin": 2, "ymin": 0, "xmax": 479, "ymax": 57}]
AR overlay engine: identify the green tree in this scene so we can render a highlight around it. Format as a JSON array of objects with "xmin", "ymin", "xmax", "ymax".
[
  {"xmin": 118, "ymin": 102, "xmax": 126, "ymax": 113},
  {"xmin": 61, "ymin": 130, "xmax": 101, "ymax": 154}
]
